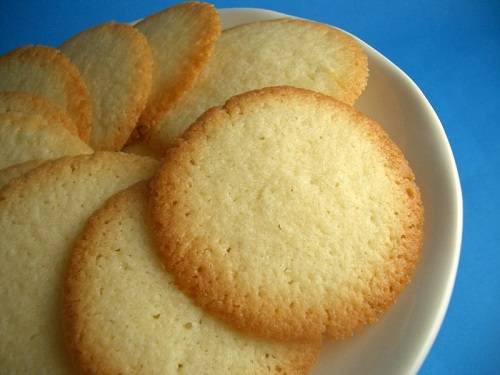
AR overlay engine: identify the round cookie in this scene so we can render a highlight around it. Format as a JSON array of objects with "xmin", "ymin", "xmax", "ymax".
[
  {"xmin": 0, "ymin": 152, "xmax": 158, "ymax": 374},
  {"xmin": 0, "ymin": 45, "xmax": 92, "ymax": 141},
  {"xmin": 0, "ymin": 91, "xmax": 79, "ymax": 137},
  {"xmin": 150, "ymin": 87, "xmax": 424, "ymax": 341},
  {"xmin": 0, "ymin": 159, "xmax": 46, "ymax": 189},
  {"xmin": 61, "ymin": 23, "xmax": 153, "ymax": 150},
  {"xmin": 65, "ymin": 183, "xmax": 319, "ymax": 374},
  {"xmin": 0, "ymin": 111, "xmax": 92, "ymax": 170},
  {"xmin": 135, "ymin": 2, "xmax": 220, "ymax": 133},
  {"xmin": 147, "ymin": 18, "xmax": 368, "ymax": 149}
]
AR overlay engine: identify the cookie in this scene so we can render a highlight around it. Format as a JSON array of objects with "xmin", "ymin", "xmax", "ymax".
[
  {"xmin": 147, "ymin": 18, "xmax": 368, "ymax": 149},
  {"xmin": 65, "ymin": 183, "xmax": 319, "ymax": 374},
  {"xmin": 150, "ymin": 86, "xmax": 424, "ymax": 341},
  {"xmin": 0, "ymin": 152, "xmax": 158, "ymax": 373},
  {"xmin": 0, "ymin": 112, "xmax": 92, "ymax": 170},
  {"xmin": 135, "ymin": 2, "xmax": 220, "ymax": 133},
  {"xmin": 0, "ymin": 45, "xmax": 92, "ymax": 141},
  {"xmin": 61, "ymin": 23, "xmax": 153, "ymax": 150},
  {"xmin": 0, "ymin": 159, "xmax": 46, "ymax": 189},
  {"xmin": 0, "ymin": 91, "xmax": 79, "ymax": 137}
]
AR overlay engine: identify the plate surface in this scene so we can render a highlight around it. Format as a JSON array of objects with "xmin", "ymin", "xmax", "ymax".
[{"xmin": 219, "ymin": 8, "xmax": 463, "ymax": 375}]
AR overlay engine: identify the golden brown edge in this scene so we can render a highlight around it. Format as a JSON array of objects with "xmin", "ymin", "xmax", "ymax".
[
  {"xmin": 150, "ymin": 86, "xmax": 423, "ymax": 342},
  {"xmin": 0, "ymin": 45, "xmax": 92, "ymax": 142},
  {"xmin": 0, "ymin": 111, "xmax": 92, "ymax": 171},
  {"xmin": 62, "ymin": 182, "xmax": 148, "ymax": 375},
  {"xmin": 0, "ymin": 91, "xmax": 80, "ymax": 136},
  {"xmin": 0, "ymin": 152, "xmax": 156, "ymax": 198},
  {"xmin": 222, "ymin": 17, "xmax": 369, "ymax": 105},
  {"xmin": 0, "ymin": 152, "xmax": 159, "ymax": 375},
  {"xmin": 323, "ymin": 99, "xmax": 424, "ymax": 339},
  {"xmin": 135, "ymin": 2, "xmax": 221, "ymax": 135},
  {"xmin": 0, "ymin": 159, "xmax": 47, "ymax": 189},
  {"xmin": 60, "ymin": 23, "xmax": 153, "ymax": 151}
]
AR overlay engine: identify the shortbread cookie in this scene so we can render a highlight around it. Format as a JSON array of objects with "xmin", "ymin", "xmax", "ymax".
[
  {"xmin": 0, "ymin": 152, "xmax": 158, "ymax": 374},
  {"xmin": 0, "ymin": 112, "xmax": 92, "ymax": 169},
  {"xmin": 150, "ymin": 87, "xmax": 424, "ymax": 341},
  {"xmin": 147, "ymin": 18, "xmax": 368, "ymax": 149},
  {"xmin": 61, "ymin": 23, "xmax": 153, "ymax": 150},
  {"xmin": 0, "ymin": 45, "xmax": 91, "ymax": 141},
  {"xmin": 0, "ymin": 159, "xmax": 46, "ymax": 189},
  {"xmin": 65, "ymin": 183, "xmax": 319, "ymax": 374},
  {"xmin": 0, "ymin": 91, "xmax": 79, "ymax": 136},
  {"xmin": 135, "ymin": 2, "xmax": 220, "ymax": 132}
]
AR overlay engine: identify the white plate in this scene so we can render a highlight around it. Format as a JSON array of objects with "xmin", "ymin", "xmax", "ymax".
[{"xmin": 219, "ymin": 8, "xmax": 463, "ymax": 375}]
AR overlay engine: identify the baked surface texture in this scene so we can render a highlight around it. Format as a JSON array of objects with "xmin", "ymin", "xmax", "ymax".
[
  {"xmin": 65, "ymin": 183, "xmax": 319, "ymax": 374},
  {"xmin": 135, "ymin": 2, "xmax": 220, "ymax": 132},
  {"xmin": 0, "ymin": 45, "xmax": 92, "ymax": 141},
  {"xmin": 0, "ymin": 91, "xmax": 79, "ymax": 136},
  {"xmin": 147, "ymin": 18, "xmax": 368, "ymax": 149},
  {"xmin": 61, "ymin": 23, "xmax": 153, "ymax": 150},
  {"xmin": 0, "ymin": 152, "xmax": 158, "ymax": 374},
  {"xmin": 0, "ymin": 111, "xmax": 92, "ymax": 169},
  {"xmin": 150, "ymin": 86, "xmax": 424, "ymax": 341}
]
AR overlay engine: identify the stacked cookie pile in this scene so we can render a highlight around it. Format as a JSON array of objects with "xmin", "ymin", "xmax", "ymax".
[{"xmin": 0, "ymin": 2, "xmax": 424, "ymax": 374}]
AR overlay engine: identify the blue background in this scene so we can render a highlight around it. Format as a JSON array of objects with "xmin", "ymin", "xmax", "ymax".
[{"xmin": 1, "ymin": 1, "xmax": 499, "ymax": 373}]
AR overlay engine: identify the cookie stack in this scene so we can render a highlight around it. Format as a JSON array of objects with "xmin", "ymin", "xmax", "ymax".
[{"xmin": 0, "ymin": 2, "xmax": 424, "ymax": 374}]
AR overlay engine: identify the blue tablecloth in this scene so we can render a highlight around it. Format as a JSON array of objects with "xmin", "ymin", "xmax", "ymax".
[{"xmin": 1, "ymin": 1, "xmax": 499, "ymax": 373}]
